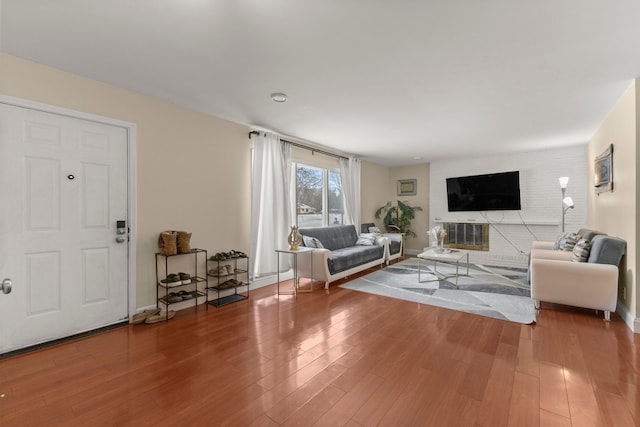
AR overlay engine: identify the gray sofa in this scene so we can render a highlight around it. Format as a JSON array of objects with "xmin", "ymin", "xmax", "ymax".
[{"xmin": 297, "ymin": 225, "xmax": 387, "ymax": 289}]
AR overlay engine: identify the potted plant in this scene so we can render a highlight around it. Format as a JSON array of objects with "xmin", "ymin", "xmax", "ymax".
[{"xmin": 374, "ymin": 200, "xmax": 423, "ymax": 238}]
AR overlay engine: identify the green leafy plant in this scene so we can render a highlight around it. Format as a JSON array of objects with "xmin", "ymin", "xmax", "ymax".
[{"xmin": 374, "ymin": 200, "xmax": 423, "ymax": 238}]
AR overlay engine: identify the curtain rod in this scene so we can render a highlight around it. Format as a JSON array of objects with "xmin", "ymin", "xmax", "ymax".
[{"xmin": 248, "ymin": 130, "xmax": 348, "ymax": 160}]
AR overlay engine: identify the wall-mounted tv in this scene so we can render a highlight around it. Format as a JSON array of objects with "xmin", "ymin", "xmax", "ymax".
[{"xmin": 446, "ymin": 171, "xmax": 521, "ymax": 212}]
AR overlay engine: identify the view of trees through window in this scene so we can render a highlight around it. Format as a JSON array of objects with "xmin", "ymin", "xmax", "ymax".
[{"xmin": 296, "ymin": 164, "xmax": 344, "ymax": 228}]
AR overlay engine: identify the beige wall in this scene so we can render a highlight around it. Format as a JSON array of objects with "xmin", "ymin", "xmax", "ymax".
[
  {"xmin": 1, "ymin": 53, "xmax": 430, "ymax": 310},
  {"xmin": 361, "ymin": 160, "xmax": 392, "ymax": 225},
  {"xmin": 389, "ymin": 164, "xmax": 430, "ymax": 252},
  {"xmin": 360, "ymin": 161, "xmax": 430, "ymax": 253},
  {"xmin": 587, "ymin": 79, "xmax": 638, "ymax": 319},
  {"xmin": 1, "ymin": 53, "xmax": 252, "ymax": 308}
]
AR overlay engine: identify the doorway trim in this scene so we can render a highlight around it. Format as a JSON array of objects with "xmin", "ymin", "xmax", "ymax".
[{"xmin": 0, "ymin": 94, "xmax": 138, "ymax": 318}]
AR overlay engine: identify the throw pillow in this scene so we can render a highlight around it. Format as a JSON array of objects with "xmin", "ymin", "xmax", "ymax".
[
  {"xmin": 553, "ymin": 232, "xmax": 569, "ymax": 250},
  {"xmin": 356, "ymin": 233, "xmax": 376, "ymax": 246},
  {"xmin": 302, "ymin": 235, "xmax": 324, "ymax": 249},
  {"xmin": 368, "ymin": 226, "xmax": 382, "ymax": 235},
  {"xmin": 570, "ymin": 238, "xmax": 592, "ymax": 262},
  {"xmin": 560, "ymin": 233, "xmax": 579, "ymax": 251}
]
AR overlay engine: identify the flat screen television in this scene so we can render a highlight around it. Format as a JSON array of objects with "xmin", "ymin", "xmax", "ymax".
[{"xmin": 446, "ymin": 171, "xmax": 521, "ymax": 212}]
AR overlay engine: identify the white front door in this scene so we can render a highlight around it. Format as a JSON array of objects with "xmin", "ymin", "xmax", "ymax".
[{"xmin": 0, "ymin": 103, "xmax": 129, "ymax": 354}]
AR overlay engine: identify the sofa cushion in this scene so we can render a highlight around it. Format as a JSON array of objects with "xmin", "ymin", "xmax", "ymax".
[
  {"xmin": 570, "ymin": 239, "xmax": 592, "ymax": 262},
  {"xmin": 299, "ymin": 225, "xmax": 358, "ymax": 251},
  {"xmin": 328, "ymin": 245, "xmax": 385, "ymax": 274},
  {"xmin": 389, "ymin": 240, "xmax": 401, "ymax": 255}
]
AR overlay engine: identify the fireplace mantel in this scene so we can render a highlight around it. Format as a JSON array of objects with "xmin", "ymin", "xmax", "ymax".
[{"xmin": 433, "ymin": 218, "xmax": 559, "ymax": 226}]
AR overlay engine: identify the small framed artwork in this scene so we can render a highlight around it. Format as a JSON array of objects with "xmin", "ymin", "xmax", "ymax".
[
  {"xmin": 397, "ymin": 179, "xmax": 417, "ymax": 196},
  {"xmin": 594, "ymin": 144, "xmax": 613, "ymax": 194}
]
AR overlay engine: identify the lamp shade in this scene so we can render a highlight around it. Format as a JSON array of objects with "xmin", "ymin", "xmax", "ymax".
[
  {"xmin": 559, "ymin": 176, "xmax": 569, "ymax": 189},
  {"xmin": 563, "ymin": 197, "xmax": 574, "ymax": 208}
]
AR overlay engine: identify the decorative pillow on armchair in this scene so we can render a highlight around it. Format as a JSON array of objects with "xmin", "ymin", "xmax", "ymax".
[
  {"xmin": 356, "ymin": 233, "xmax": 377, "ymax": 246},
  {"xmin": 570, "ymin": 238, "xmax": 592, "ymax": 262},
  {"xmin": 552, "ymin": 233, "xmax": 568, "ymax": 250},
  {"xmin": 560, "ymin": 233, "xmax": 579, "ymax": 251},
  {"xmin": 368, "ymin": 226, "xmax": 382, "ymax": 235}
]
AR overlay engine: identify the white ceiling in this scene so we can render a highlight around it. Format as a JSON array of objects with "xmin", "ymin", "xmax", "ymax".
[{"xmin": 2, "ymin": 1, "xmax": 640, "ymax": 166}]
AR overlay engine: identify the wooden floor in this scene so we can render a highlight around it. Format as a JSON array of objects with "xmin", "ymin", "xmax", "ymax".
[{"xmin": 1, "ymin": 266, "xmax": 639, "ymax": 426}]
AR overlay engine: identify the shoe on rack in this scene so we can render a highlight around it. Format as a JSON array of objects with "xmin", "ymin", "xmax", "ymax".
[
  {"xmin": 208, "ymin": 266, "xmax": 227, "ymax": 277},
  {"xmin": 230, "ymin": 250, "xmax": 246, "ymax": 258},
  {"xmin": 179, "ymin": 272, "xmax": 191, "ymax": 284},
  {"xmin": 160, "ymin": 274, "xmax": 182, "ymax": 286},
  {"xmin": 145, "ymin": 310, "xmax": 176, "ymax": 324},
  {"xmin": 178, "ymin": 290, "xmax": 194, "ymax": 300},
  {"xmin": 167, "ymin": 292, "xmax": 183, "ymax": 303},
  {"xmin": 210, "ymin": 252, "xmax": 228, "ymax": 261},
  {"xmin": 218, "ymin": 280, "xmax": 232, "ymax": 289}
]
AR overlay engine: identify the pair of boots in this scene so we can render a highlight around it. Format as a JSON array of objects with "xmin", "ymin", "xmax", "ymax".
[{"xmin": 159, "ymin": 231, "xmax": 191, "ymax": 255}]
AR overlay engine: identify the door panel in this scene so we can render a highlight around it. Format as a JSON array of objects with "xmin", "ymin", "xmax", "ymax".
[
  {"xmin": 26, "ymin": 251, "xmax": 61, "ymax": 315},
  {"xmin": 0, "ymin": 103, "xmax": 129, "ymax": 354},
  {"xmin": 82, "ymin": 247, "xmax": 110, "ymax": 304}
]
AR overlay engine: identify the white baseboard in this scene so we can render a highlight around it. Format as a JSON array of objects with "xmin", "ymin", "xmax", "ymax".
[
  {"xmin": 616, "ymin": 300, "xmax": 640, "ymax": 333},
  {"xmin": 251, "ymin": 271, "xmax": 293, "ymax": 290},
  {"xmin": 138, "ymin": 272, "xmax": 292, "ymax": 316}
]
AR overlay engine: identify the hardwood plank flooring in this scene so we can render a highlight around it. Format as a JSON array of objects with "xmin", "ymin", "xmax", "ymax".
[{"xmin": 1, "ymin": 266, "xmax": 639, "ymax": 426}]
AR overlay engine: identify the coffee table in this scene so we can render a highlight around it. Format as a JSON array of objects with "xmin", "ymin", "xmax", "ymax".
[{"xmin": 417, "ymin": 248, "xmax": 469, "ymax": 287}]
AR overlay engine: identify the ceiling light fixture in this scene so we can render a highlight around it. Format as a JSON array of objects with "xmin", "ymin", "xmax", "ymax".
[{"xmin": 270, "ymin": 92, "xmax": 288, "ymax": 103}]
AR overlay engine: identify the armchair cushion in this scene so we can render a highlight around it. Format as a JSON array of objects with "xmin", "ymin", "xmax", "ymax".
[
  {"xmin": 576, "ymin": 228, "xmax": 607, "ymax": 241},
  {"xmin": 588, "ymin": 235, "xmax": 626, "ymax": 265},
  {"xmin": 361, "ymin": 222, "xmax": 377, "ymax": 234}
]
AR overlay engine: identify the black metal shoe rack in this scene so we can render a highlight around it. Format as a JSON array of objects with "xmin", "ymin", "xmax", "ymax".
[
  {"xmin": 155, "ymin": 249, "xmax": 208, "ymax": 321},
  {"xmin": 206, "ymin": 255, "xmax": 250, "ymax": 307}
]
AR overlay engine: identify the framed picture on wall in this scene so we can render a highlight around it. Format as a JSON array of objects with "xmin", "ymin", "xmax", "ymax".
[
  {"xmin": 397, "ymin": 179, "xmax": 417, "ymax": 196},
  {"xmin": 594, "ymin": 144, "xmax": 613, "ymax": 194}
]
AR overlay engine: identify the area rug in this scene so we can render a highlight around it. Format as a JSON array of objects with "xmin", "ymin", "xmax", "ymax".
[{"xmin": 340, "ymin": 258, "xmax": 536, "ymax": 324}]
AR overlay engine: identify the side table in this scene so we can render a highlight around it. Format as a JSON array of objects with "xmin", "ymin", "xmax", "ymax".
[{"xmin": 275, "ymin": 247, "xmax": 314, "ymax": 296}]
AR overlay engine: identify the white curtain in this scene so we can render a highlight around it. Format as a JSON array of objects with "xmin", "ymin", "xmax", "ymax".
[
  {"xmin": 340, "ymin": 156, "xmax": 361, "ymax": 232},
  {"xmin": 250, "ymin": 132, "xmax": 292, "ymax": 277}
]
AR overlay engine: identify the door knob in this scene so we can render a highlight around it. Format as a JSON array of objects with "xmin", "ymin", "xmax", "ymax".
[{"xmin": 1, "ymin": 278, "xmax": 11, "ymax": 294}]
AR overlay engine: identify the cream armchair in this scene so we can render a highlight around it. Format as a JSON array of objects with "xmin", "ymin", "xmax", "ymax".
[
  {"xmin": 360, "ymin": 223, "xmax": 403, "ymax": 264},
  {"xmin": 530, "ymin": 235, "xmax": 626, "ymax": 321}
]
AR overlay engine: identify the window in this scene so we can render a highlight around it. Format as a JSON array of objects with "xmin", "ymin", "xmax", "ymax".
[{"xmin": 295, "ymin": 164, "xmax": 344, "ymax": 227}]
